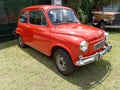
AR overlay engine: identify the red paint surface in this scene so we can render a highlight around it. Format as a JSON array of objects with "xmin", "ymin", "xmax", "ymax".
[{"xmin": 16, "ymin": 5, "xmax": 106, "ymax": 65}]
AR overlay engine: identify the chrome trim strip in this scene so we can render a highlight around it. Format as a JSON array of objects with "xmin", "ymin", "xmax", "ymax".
[
  {"xmin": 94, "ymin": 40, "xmax": 105, "ymax": 50},
  {"xmin": 105, "ymin": 25, "xmax": 120, "ymax": 28},
  {"xmin": 75, "ymin": 43, "xmax": 112, "ymax": 66}
]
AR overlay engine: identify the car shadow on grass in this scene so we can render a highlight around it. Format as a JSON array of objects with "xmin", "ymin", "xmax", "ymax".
[
  {"xmin": 21, "ymin": 47, "xmax": 112, "ymax": 90},
  {"xmin": 0, "ymin": 36, "xmax": 16, "ymax": 50}
]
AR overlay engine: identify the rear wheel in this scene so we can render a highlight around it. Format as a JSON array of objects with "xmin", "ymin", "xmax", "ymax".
[
  {"xmin": 54, "ymin": 49, "xmax": 75, "ymax": 76},
  {"xmin": 100, "ymin": 22, "xmax": 106, "ymax": 30},
  {"xmin": 17, "ymin": 35, "xmax": 26, "ymax": 48}
]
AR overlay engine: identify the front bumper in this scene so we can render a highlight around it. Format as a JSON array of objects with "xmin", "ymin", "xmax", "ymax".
[
  {"xmin": 92, "ymin": 22, "xmax": 120, "ymax": 29},
  {"xmin": 75, "ymin": 43, "xmax": 112, "ymax": 66},
  {"xmin": 105, "ymin": 25, "xmax": 120, "ymax": 28}
]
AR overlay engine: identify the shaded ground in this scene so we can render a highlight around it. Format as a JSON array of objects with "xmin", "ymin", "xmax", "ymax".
[{"xmin": 0, "ymin": 35, "xmax": 16, "ymax": 43}]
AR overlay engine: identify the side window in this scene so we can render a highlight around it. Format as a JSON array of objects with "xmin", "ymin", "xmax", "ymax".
[
  {"xmin": 20, "ymin": 12, "xmax": 27, "ymax": 23},
  {"xmin": 29, "ymin": 10, "xmax": 47, "ymax": 25}
]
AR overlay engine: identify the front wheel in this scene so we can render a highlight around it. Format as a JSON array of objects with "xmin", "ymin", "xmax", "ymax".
[
  {"xmin": 17, "ymin": 35, "xmax": 26, "ymax": 48},
  {"xmin": 54, "ymin": 49, "xmax": 75, "ymax": 76}
]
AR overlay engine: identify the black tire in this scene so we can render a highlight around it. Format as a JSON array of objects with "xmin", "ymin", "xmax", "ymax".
[
  {"xmin": 54, "ymin": 49, "xmax": 75, "ymax": 76},
  {"xmin": 17, "ymin": 35, "xmax": 26, "ymax": 48},
  {"xmin": 100, "ymin": 22, "xmax": 106, "ymax": 30}
]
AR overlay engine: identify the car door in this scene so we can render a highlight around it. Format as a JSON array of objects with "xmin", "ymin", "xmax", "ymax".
[
  {"xmin": 18, "ymin": 11, "xmax": 33, "ymax": 45},
  {"xmin": 29, "ymin": 10, "xmax": 50, "ymax": 54}
]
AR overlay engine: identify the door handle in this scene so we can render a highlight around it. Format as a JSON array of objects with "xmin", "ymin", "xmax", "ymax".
[{"xmin": 37, "ymin": 28, "xmax": 45, "ymax": 32}]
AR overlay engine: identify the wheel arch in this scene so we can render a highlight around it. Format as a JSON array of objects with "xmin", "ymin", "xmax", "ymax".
[
  {"xmin": 16, "ymin": 28, "xmax": 24, "ymax": 38},
  {"xmin": 50, "ymin": 45, "xmax": 73, "ymax": 61}
]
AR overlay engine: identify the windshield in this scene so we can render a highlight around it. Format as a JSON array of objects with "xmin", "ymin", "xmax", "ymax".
[
  {"xmin": 48, "ymin": 9, "xmax": 79, "ymax": 25},
  {"xmin": 103, "ymin": 7, "xmax": 119, "ymax": 12}
]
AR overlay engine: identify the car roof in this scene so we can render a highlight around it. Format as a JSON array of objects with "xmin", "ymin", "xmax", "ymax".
[{"xmin": 21, "ymin": 5, "xmax": 71, "ymax": 12}]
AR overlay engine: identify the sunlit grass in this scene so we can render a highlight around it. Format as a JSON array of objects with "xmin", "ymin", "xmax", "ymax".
[{"xmin": 0, "ymin": 30, "xmax": 120, "ymax": 90}]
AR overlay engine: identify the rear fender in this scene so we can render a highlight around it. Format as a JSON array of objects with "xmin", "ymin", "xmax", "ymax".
[{"xmin": 16, "ymin": 28, "xmax": 25, "ymax": 40}]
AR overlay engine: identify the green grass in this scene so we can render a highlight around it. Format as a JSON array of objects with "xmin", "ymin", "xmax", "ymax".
[{"xmin": 0, "ymin": 30, "xmax": 120, "ymax": 90}]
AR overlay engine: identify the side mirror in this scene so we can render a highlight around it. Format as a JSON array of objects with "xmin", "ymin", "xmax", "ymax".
[{"xmin": 20, "ymin": 18, "xmax": 27, "ymax": 23}]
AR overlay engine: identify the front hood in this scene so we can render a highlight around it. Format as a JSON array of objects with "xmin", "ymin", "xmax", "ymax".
[
  {"xmin": 104, "ymin": 12, "xmax": 120, "ymax": 15},
  {"xmin": 52, "ymin": 23, "xmax": 104, "ymax": 42}
]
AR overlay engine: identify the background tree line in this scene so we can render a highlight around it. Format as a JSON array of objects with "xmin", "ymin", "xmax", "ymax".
[{"xmin": 65, "ymin": 0, "xmax": 119, "ymax": 23}]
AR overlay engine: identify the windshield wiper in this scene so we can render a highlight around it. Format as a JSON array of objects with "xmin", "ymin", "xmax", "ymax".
[
  {"xmin": 53, "ymin": 20, "xmax": 66, "ymax": 25},
  {"xmin": 66, "ymin": 20, "xmax": 78, "ymax": 23},
  {"xmin": 53, "ymin": 20, "xmax": 78, "ymax": 25}
]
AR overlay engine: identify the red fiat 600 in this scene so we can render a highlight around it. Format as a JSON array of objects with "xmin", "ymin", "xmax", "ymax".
[{"xmin": 16, "ymin": 5, "xmax": 112, "ymax": 76}]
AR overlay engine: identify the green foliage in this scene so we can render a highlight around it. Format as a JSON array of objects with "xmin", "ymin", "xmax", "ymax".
[
  {"xmin": 66, "ymin": 0, "xmax": 96, "ymax": 23},
  {"xmin": 0, "ymin": 0, "xmax": 5, "ymax": 8},
  {"xmin": 96, "ymin": 0, "xmax": 111, "ymax": 6},
  {"xmin": 65, "ymin": 0, "xmax": 113, "ymax": 23},
  {"xmin": 77, "ymin": 9, "xmax": 88, "ymax": 23}
]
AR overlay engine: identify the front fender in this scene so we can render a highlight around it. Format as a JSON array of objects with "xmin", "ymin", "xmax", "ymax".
[
  {"xmin": 49, "ymin": 34, "xmax": 84, "ymax": 65},
  {"xmin": 50, "ymin": 43, "xmax": 77, "ymax": 64}
]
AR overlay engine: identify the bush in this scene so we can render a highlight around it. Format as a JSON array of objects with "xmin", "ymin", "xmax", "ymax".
[
  {"xmin": 77, "ymin": 9, "xmax": 88, "ymax": 23},
  {"xmin": 65, "ymin": 0, "xmax": 112, "ymax": 23},
  {"xmin": 65, "ymin": 0, "xmax": 96, "ymax": 23}
]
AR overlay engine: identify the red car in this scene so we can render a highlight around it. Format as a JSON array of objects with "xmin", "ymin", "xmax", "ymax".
[{"xmin": 16, "ymin": 5, "xmax": 112, "ymax": 76}]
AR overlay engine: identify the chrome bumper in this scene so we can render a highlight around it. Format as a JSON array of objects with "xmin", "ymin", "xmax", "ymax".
[
  {"xmin": 75, "ymin": 43, "xmax": 112, "ymax": 66},
  {"xmin": 105, "ymin": 25, "xmax": 120, "ymax": 28}
]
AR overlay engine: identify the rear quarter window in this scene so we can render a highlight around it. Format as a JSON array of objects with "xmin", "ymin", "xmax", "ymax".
[{"xmin": 20, "ymin": 12, "xmax": 27, "ymax": 23}]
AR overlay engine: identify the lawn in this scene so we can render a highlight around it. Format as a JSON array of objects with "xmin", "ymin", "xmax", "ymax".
[{"xmin": 0, "ymin": 30, "xmax": 120, "ymax": 90}]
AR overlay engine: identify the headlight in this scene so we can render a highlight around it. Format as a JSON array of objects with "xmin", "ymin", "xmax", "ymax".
[
  {"xmin": 80, "ymin": 41, "xmax": 88, "ymax": 52},
  {"xmin": 110, "ymin": 15, "xmax": 115, "ymax": 20},
  {"xmin": 104, "ymin": 18, "xmax": 109, "ymax": 22},
  {"xmin": 104, "ymin": 32, "xmax": 109, "ymax": 41}
]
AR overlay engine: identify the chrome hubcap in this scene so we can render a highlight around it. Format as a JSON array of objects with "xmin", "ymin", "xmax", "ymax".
[
  {"xmin": 56, "ymin": 55, "xmax": 67, "ymax": 71},
  {"xmin": 18, "ymin": 36, "xmax": 23, "ymax": 46}
]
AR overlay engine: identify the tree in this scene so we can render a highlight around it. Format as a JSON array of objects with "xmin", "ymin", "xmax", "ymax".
[
  {"xmin": 65, "ymin": 0, "xmax": 113, "ymax": 23},
  {"xmin": 65, "ymin": 0, "xmax": 96, "ymax": 23},
  {"xmin": 96, "ymin": 0, "xmax": 111, "ymax": 6}
]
